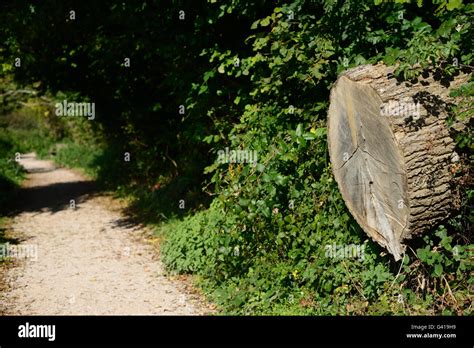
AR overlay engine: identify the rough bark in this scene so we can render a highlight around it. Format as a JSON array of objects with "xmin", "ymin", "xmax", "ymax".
[{"xmin": 327, "ymin": 64, "xmax": 470, "ymax": 260}]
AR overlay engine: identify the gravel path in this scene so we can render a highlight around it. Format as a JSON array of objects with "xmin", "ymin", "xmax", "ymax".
[{"xmin": 0, "ymin": 153, "xmax": 208, "ymax": 315}]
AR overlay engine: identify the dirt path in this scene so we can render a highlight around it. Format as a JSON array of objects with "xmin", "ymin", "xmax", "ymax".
[{"xmin": 0, "ymin": 153, "xmax": 209, "ymax": 315}]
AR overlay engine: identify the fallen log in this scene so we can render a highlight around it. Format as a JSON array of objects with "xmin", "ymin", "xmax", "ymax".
[{"xmin": 327, "ymin": 64, "xmax": 470, "ymax": 260}]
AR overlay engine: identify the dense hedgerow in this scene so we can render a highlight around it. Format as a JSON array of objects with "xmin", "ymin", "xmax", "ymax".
[{"xmin": 160, "ymin": 0, "xmax": 473, "ymax": 314}]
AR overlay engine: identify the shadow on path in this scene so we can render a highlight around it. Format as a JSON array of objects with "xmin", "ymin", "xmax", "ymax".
[{"xmin": 10, "ymin": 180, "xmax": 98, "ymax": 215}]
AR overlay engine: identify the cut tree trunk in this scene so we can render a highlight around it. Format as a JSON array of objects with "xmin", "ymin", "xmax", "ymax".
[{"xmin": 327, "ymin": 64, "xmax": 470, "ymax": 260}]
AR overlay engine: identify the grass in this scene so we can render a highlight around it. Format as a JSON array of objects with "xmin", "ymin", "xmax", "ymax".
[{"xmin": 51, "ymin": 141, "xmax": 104, "ymax": 179}]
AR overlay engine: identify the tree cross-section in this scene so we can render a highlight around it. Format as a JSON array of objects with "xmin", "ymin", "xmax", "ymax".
[{"xmin": 327, "ymin": 64, "xmax": 470, "ymax": 260}]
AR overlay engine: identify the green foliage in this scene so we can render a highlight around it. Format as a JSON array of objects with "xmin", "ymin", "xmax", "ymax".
[
  {"xmin": 415, "ymin": 226, "xmax": 469, "ymax": 278},
  {"xmin": 0, "ymin": 131, "xmax": 24, "ymax": 212},
  {"xmin": 52, "ymin": 141, "xmax": 104, "ymax": 178},
  {"xmin": 0, "ymin": 0, "xmax": 471, "ymax": 315},
  {"xmin": 160, "ymin": 0, "xmax": 472, "ymax": 315}
]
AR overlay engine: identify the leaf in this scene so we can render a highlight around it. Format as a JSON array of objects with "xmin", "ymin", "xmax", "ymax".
[
  {"xmin": 296, "ymin": 124, "xmax": 303, "ymax": 137},
  {"xmin": 314, "ymin": 127, "xmax": 327, "ymax": 137},
  {"xmin": 202, "ymin": 135, "xmax": 212, "ymax": 143},
  {"xmin": 238, "ymin": 198, "xmax": 249, "ymax": 207},
  {"xmin": 416, "ymin": 246, "xmax": 429, "ymax": 262},
  {"xmin": 256, "ymin": 163, "xmax": 265, "ymax": 172},
  {"xmin": 447, "ymin": 0, "xmax": 463, "ymax": 11},
  {"xmin": 261, "ymin": 205, "xmax": 271, "ymax": 218},
  {"xmin": 433, "ymin": 264, "xmax": 443, "ymax": 277},
  {"xmin": 204, "ymin": 162, "xmax": 218, "ymax": 174},
  {"xmin": 198, "ymin": 85, "xmax": 208, "ymax": 95},
  {"xmin": 275, "ymin": 174, "xmax": 287, "ymax": 185},
  {"xmin": 203, "ymin": 70, "xmax": 215, "ymax": 82},
  {"xmin": 384, "ymin": 47, "xmax": 401, "ymax": 66},
  {"xmin": 260, "ymin": 17, "xmax": 270, "ymax": 27}
]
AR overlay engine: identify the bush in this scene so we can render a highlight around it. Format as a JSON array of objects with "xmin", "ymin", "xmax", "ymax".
[
  {"xmin": 160, "ymin": 0, "xmax": 473, "ymax": 315},
  {"xmin": 0, "ymin": 129, "xmax": 24, "ymax": 213}
]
